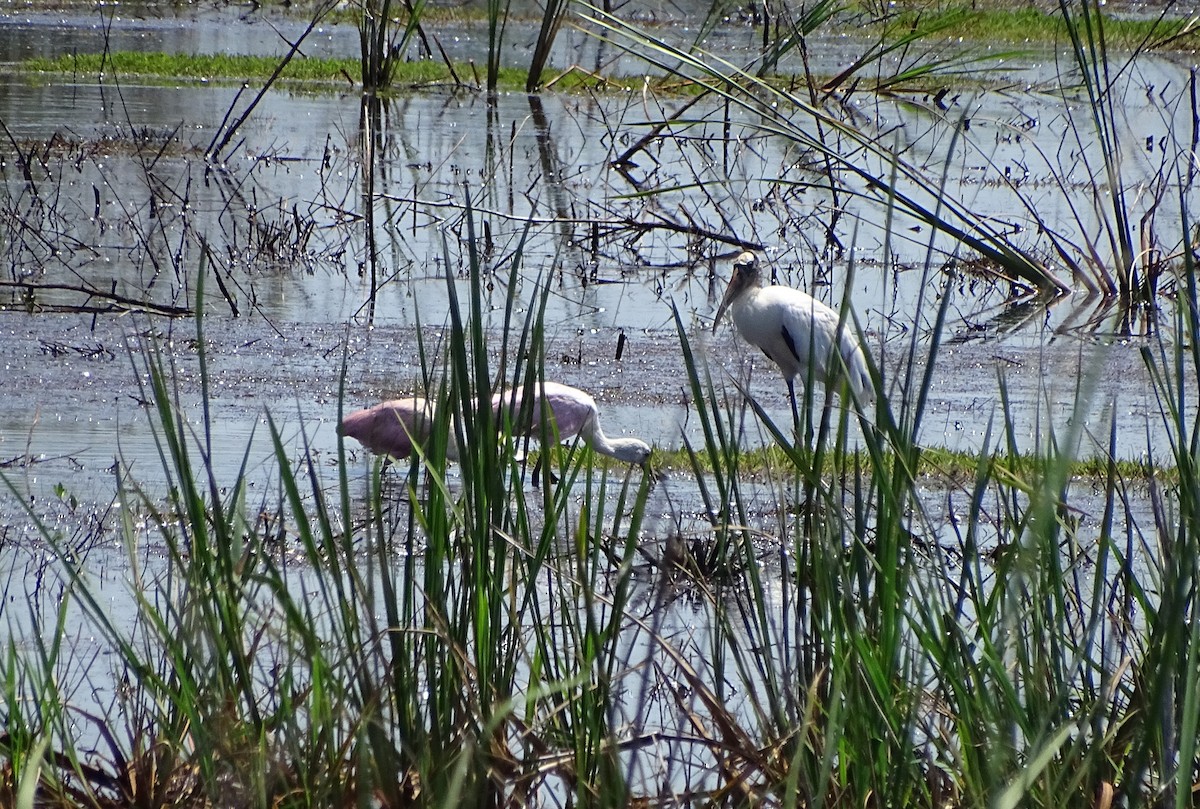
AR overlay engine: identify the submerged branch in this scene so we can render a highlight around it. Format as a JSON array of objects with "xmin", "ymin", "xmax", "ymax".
[{"xmin": 0, "ymin": 280, "xmax": 192, "ymax": 317}]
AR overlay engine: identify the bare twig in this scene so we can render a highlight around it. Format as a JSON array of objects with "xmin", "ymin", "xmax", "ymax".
[
  {"xmin": 206, "ymin": 1, "xmax": 340, "ymax": 162},
  {"xmin": 0, "ymin": 280, "xmax": 191, "ymax": 317}
]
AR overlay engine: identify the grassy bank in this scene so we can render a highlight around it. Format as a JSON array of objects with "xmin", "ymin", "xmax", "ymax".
[
  {"xmin": 655, "ymin": 442, "xmax": 1174, "ymax": 485},
  {"xmin": 20, "ymin": 1, "xmax": 1200, "ymax": 94},
  {"xmin": 22, "ymin": 52, "xmax": 535, "ymax": 92},
  {"xmin": 895, "ymin": 4, "xmax": 1200, "ymax": 50}
]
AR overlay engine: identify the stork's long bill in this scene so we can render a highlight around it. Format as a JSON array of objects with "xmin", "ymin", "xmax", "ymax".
[{"xmin": 712, "ymin": 251, "xmax": 760, "ymax": 332}]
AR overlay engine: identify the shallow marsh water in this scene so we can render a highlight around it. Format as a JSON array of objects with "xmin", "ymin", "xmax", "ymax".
[
  {"xmin": 0, "ymin": 2, "xmax": 1190, "ymax": 598},
  {"xmin": 0, "ymin": 4, "xmax": 1196, "ymax": 797}
]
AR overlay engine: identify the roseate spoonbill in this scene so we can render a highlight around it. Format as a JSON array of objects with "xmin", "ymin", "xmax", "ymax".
[
  {"xmin": 713, "ymin": 251, "xmax": 874, "ymax": 417},
  {"xmin": 337, "ymin": 397, "xmax": 457, "ymax": 462},
  {"xmin": 491, "ymin": 381, "xmax": 652, "ymax": 481}
]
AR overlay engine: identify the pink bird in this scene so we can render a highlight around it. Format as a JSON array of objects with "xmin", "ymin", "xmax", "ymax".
[
  {"xmin": 337, "ymin": 397, "xmax": 456, "ymax": 462},
  {"xmin": 491, "ymin": 381, "xmax": 652, "ymax": 478}
]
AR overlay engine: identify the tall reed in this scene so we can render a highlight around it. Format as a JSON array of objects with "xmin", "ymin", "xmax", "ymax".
[
  {"xmin": 485, "ymin": 0, "xmax": 509, "ymax": 94},
  {"xmin": 359, "ymin": 0, "xmax": 429, "ymax": 95},
  {"xmin": 526, "ymin": 0, "xmax": 569, "ymax": 92}
]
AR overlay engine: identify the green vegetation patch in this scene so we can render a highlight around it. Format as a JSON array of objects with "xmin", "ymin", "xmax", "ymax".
[
  {"xmin": 23, "ymin": 50, "xmax": 665, "ymax": 96},
  {"xmin": 27, "ymin": 51, "xmax": 355, "ymax": 83},
  {"xmin": 654, "ymin": 442, "xmax": 1168, "ymax": 486},
  {"xmin": 894, "ymin": 4, "xmax": 1200, "ymax": 49},
  {"xmin": 23, "ymin": 51, "xmax": 537, "ymax": 92}
]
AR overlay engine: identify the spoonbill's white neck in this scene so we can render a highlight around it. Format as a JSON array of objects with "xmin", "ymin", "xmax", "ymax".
[{"xmin": 580, "ymin": 418, "xmax": 652, "ymax": 465}]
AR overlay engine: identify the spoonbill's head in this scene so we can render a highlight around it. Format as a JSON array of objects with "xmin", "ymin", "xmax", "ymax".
[
  {"xmin": 611, "ymin": 437, "xmax": 653, "ymax": 467},
  {"xmin": 712, "ymin": 251, "xmax": 761, "ymax": 333},
  {"xmin": 622, "ymin": 440, "xmax": 662, "ymax": 486}
]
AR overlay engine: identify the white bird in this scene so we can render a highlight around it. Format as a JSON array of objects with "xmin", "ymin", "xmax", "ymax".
[
  {"xmin": 491, "ymin": 381, "xmax": 652, "ymax": 481},
  {"xmin": 712, "ymin": 251, "xmax": 874, "ymax": 417}
]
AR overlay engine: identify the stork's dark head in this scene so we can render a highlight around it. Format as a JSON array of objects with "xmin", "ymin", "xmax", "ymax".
[{"xmin": 712, "ymin": 251, "xmax": 761, "ymax": 333}]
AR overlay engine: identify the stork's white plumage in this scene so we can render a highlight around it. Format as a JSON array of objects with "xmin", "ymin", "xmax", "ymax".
[{"xmin": 713, "ymin": 251, "xmax": 874, "ymax": 410}]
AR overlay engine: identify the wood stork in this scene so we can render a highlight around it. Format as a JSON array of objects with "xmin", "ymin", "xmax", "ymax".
[{"xmin": 712, "ymin": 251, "xmax": 874, "ymax": 420}]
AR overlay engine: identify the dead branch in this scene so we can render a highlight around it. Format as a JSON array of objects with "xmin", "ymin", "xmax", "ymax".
[{"xmin": 0, "ymin": 280, "xmax": 192, "ymax": 317}]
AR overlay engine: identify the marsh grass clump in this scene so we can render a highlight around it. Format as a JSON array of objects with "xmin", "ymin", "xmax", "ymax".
[
  {"xmin": 658, "ymin": 527, "xmax": 754, "ymax": 583},
  {"xmin": 26, "ymin": 52, "xmax": 393, "ymax": 88},
  {"xmin": 4, "ymin": 218, "xmax": 1200, "ymax": 805},
  {"xmin": 24, "ymin": 51, "xmax": 548, "ymax": 93}
]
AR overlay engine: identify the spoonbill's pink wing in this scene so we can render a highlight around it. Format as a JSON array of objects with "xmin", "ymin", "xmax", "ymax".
[
  {"xmin": 493, "ymin": 381, "xmax": 596, "ymax": 441},
  {"xmin": 338, "ymin": 398, "xmax": 431, "ymax": 458},
  {"xmin": 535, "ymin": 382, "xmax": 595, "ymax": 438}
]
